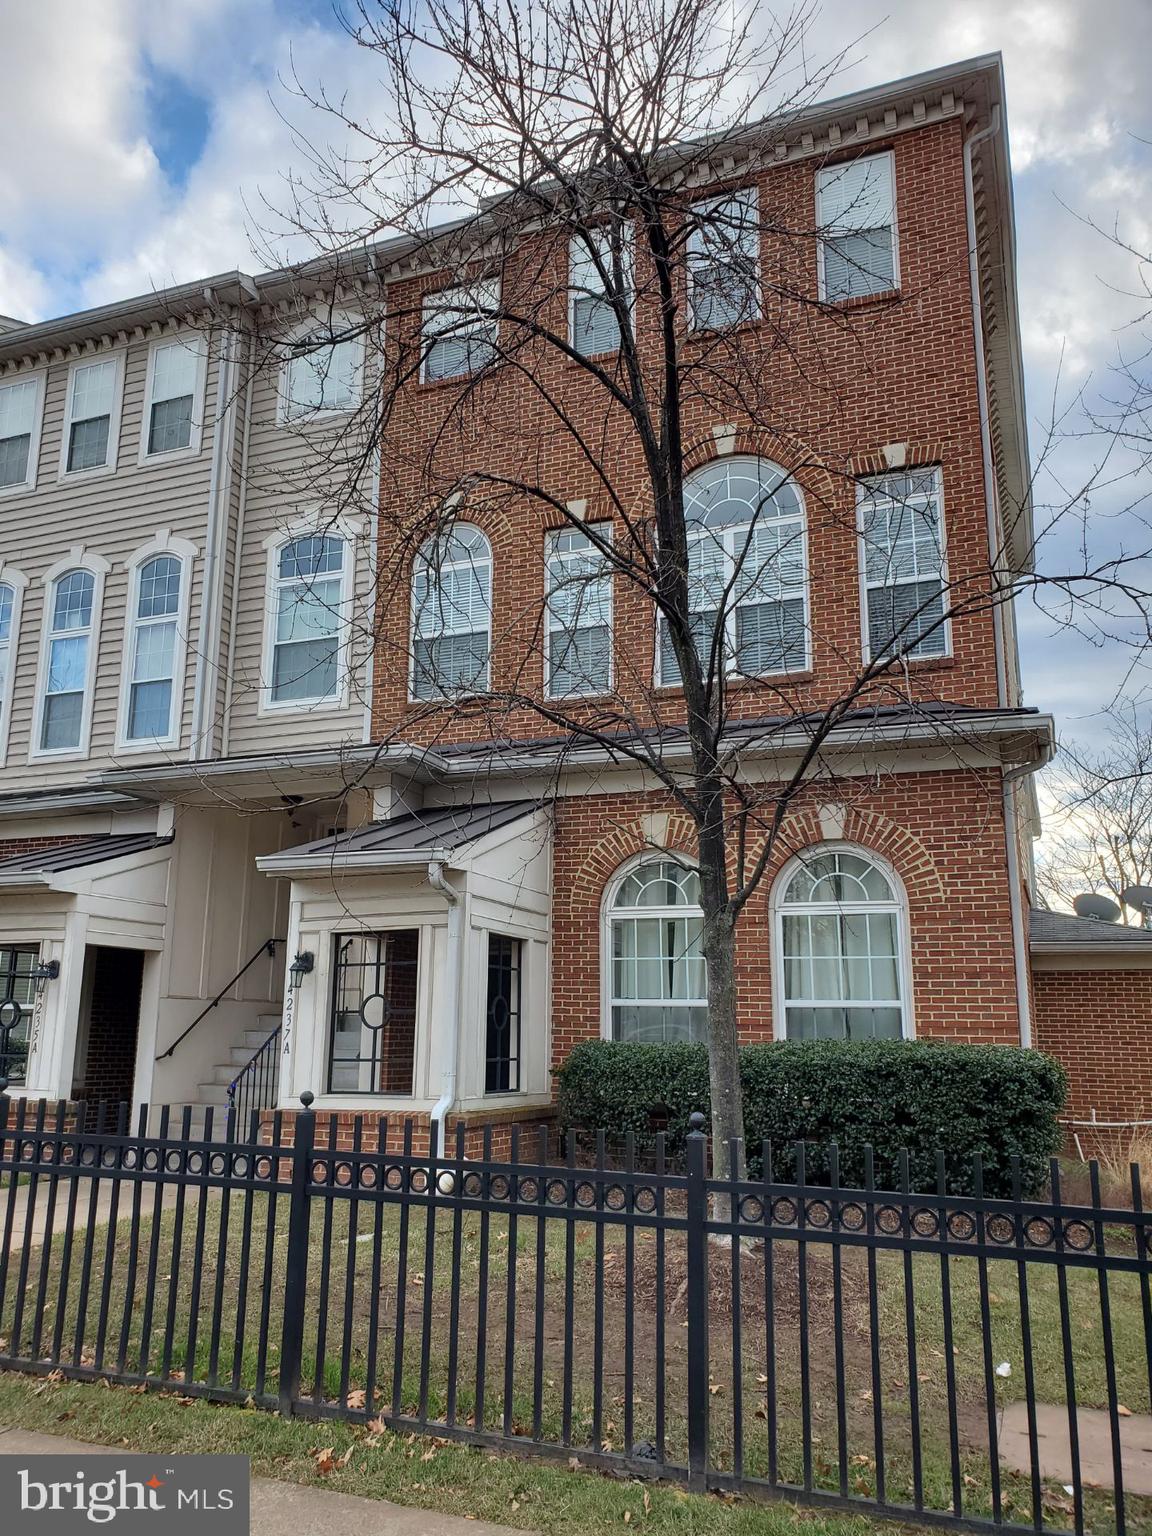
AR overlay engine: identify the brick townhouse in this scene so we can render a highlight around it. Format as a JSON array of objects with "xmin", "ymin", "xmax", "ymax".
[{"xmin": 0, "ymin": 52, "xmax": 1147, "ymax": 1144}]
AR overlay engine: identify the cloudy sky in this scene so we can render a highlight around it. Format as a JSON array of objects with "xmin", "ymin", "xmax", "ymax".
[{"xmin": 1, "ymin": 0, "xmax": 1150, "ymax": 742}]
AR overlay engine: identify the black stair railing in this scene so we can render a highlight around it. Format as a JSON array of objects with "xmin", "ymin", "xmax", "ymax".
[
  {"xmin": 227, "ymin": 1025, "xmax": 282, "ymax": 1123},
  {"xmin": 155, "ymin": 938, "xmax": 282, "ymax": 1060}
]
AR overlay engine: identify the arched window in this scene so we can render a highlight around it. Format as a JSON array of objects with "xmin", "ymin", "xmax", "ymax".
[
  {"xmin": 411, "ymin": 524, "xmax": 492, "ymax": 699},
  {"xmin": 774, "ymin": 847, "xmax": 909, "ymax": 1041},
  {"xmin": 125, "ymin": 555, "xmax": 183, "ymax": 742},
  {"xmin": 40, "ymin": 568, "xmax": 96, "ymax": 752},
  {"xmin": 270, "ymin": 535, "xmax": 345, "ymax": 704},
  {"xmin": 605, "ymin": 856, "xmax": 707, "ymax": 1043},
  {"xmin": 659, "ymin": 456, "xmax": 808, "ymax": 685}
]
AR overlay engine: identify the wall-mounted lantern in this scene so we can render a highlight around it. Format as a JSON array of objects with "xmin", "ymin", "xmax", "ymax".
[
  {"xmin": 31, "ymin": 958, "xmax": 60, "ymax": 994},
  {"xmin": 288, "ymin": 951, "xmax": 315, "ymax": 991}
]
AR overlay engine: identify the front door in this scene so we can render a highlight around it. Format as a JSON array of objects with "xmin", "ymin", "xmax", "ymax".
[{"xmin": 72, "ymin": 946, "xmax": 145, "ymax": 1117}]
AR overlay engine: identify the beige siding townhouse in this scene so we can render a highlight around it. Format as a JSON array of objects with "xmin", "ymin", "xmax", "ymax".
[{"xmin": 0, "ymin": 265, "xmax": 391, "ymax": 1122}]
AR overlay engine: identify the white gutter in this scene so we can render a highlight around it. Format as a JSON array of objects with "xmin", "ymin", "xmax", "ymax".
[
  {"xmin": 965, "ymin": 105, "xmax": 1034, "ymax": 1049},
  {"xmin": 426, "ymin": 860, "xmax": 461, "ymax": 1159}
]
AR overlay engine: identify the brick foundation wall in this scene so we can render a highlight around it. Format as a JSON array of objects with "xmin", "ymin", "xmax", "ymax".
[
  {"xmin": 263, "ymin": 1104, "xmax": 555, "ymax": 1159},
  {"xmin": 1033, "ymin": 968, "xmax": 1152, "ymax": 1137},
  {"xmin": 552, "ymin": 769, "xmax": 1022, "ymax": 1062}
]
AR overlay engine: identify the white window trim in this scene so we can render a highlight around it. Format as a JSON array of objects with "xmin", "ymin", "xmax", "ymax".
[
  {"xmin": 408, "ymin": 523, "xmax": 494, "ymax": 703},
  {"xmin": 259, "ymin": 517, "xmax": 363, "ymax": 715},
  {"xmin": 57, "ymin": 352, "xmax": 125, "ymax": 481},
  {"xmin": 567, "ymin": 228, "xmax": 633, "ymax": 356},
  {"xmin": 136, "ymin": 335, "xmax": 209, "ymax": 464},
  {"xmin": 687, "ymin": 188, "xmax": 762, "ymax": 333},
  {"xmin": 769, "ymin": 842, "xmax": 915, "ymax": 1042},
  {"xmin": 856, "ymin": 467, "xmax": 951, "ymax": 664},
  {"xmin": 653, "ymin": 456, "xmax": 810, "ymax": 687},
  {"xmin": 815, "ymin": 149, "xmax": 900, "ymax": 304},
  {"xmin": 599, "ymin": 850, "xmax": 706, "ymax": 1043},
  {"xmin": 114, "ymin": 532, "xmax": 198, "ymax": 753},
  {"xmin": 275, "ymin": 312, "xmax": 366, "ymax": 428},
  {"xmin": 0, "ymin": 369, "xmax": 47, "ymax": 498},
  {"xmin": 0, "ymin": 563, "xmax": 29, "ymax": 767},
  {"xmin": 30, "ymin": 548, "xmax": 111, "ymax": 762},
  {"xmin": 420, "ymin": 280, "xmax": 501, "ymax": 385},
  {"xmin": 545, "ymin": 522, "xmax": 614, "ymax": 699}
]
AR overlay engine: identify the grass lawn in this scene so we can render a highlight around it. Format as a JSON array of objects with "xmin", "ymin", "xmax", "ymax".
[
  {"xmin": 0, "ymin": 1370, "xmax": 906, "ymax": 1536},
  {"xmin": 1, "ymin": 1171, "xmax": 1149, "ymax": 1533}
]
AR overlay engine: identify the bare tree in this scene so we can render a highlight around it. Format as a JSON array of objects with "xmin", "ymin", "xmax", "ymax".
[
  {"xmin": 211, "ymin": 0, "xmax": 1152, "ymax": 1173},
  {"xmin": 1038, "ymin": 708, "xmax": 1152, "ymax": 921}
]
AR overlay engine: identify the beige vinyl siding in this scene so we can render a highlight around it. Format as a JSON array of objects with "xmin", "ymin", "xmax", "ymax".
[
  {"xmin": 221, "ymin": 348, "xmax": 376, "ymax": 757},
  {"xmin": 0, "ymin": 329, "xmax": 219, "ymax": 790}
]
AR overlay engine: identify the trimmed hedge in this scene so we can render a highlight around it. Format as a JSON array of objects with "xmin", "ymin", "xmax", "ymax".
[{"xmin": 554, "ymin": 1038, "xmax": 1067, "ymax": 1196}]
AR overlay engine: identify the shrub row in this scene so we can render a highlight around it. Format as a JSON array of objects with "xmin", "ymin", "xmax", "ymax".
[{"xmin": 554, "ymin": 1038, "xmax": 1068, "ymax": 1195}]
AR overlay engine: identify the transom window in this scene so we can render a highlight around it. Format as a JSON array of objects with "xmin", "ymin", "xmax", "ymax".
[
  {"xmin": 859, "ymin": 470, "xmax": 948, "ymax": 660},
  {"xmin": 776, "ymin": 848, "xmax": 908, "ymax": 1042},
  {"xmin": 270, "ymin": 535, "xmax": 345, "ymax": 704},
  {"xmin": 569, "ymin": 227, "xmax": 630, "ymax": 356},
  {"xmin": 659, "ymin": 456, "xmax": 808, "ymax": 685},
  {"xmin": 41, "ymin": 568, "xmax": 96, "ymax": 752},
  {"xmin": 545, "ymin": 525, "xmax": 613, "ymax": 697},
  {"xmin": 64, "ymin": 358, "xmax": 118, "ymax": 473},
  {"xmin": 281, "ymin": 333, "xmax": 359, "ymax": 419},
  {"xmin": 125, "ymin": 555, "xmax": 183, "ymax": 741},
  {"xmin": 411, "ymin": 524, "xmax": 492, "ymax": 699},
  {"xmin": 688, "ymin": 189, "xmax": 760, "ymax": 331},
  {"xmin": 421, "ymin": 281, "xmax": 500, "ymax": 383},
  {"xmin": 607, "ymin": 858, "xmax": 707, "ymax": 1044},
  {"xmin": 0, "ymin": 377, "xmax": 40, "ymax": 490},
  {"xmin": 816, "ymin": 152, "xmax": 897, "ymax": 302},
  {"xmin": 145, "ymin": 340, "xmax": 200, "ymax": 455}
]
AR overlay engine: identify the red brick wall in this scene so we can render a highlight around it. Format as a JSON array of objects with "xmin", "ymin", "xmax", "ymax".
[
  {"xmin": 1033, "ymin": 969, "xmax": 1152, "ymax": 1127},
  {"xmin": 371, "ymin": 115, "xmax": 1003, "ymax": 745},
  {"xmin": 551, "ymin": 768, "xmax": 1021, "ymax": 1062},
  {"xmin": 0, "ymin": 835, "xmax": 92, "ymax": 859},
  {"xmin": 74, "ymin": 946, "xmax": 144, "ymax": 1112}
]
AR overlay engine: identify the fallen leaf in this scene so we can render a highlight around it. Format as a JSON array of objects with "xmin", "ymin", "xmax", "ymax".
[
  {"xmin": 1118, "ymin": 1405, "xmax": 1132, "ymax": 1417},
  {"xmin": 346, "ymin": 1389, "xmax": 366, "ymax": 1411},
  {"xmin": 313, "ymin": 1447, "xmax": 336, "ymax": 1476},
  {"xmin": 623, "ymin": 1512, "xmax": 632, "ymax": 1524}
]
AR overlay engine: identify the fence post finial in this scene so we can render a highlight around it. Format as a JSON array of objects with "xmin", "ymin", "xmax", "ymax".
[
  {"xmin": 688, "ymin": 1110, "xmax": 706, "ymax": 1136},
  {"xmin": 300, "ymin": 1090, "xmax": 315, "ymax": 1110}
]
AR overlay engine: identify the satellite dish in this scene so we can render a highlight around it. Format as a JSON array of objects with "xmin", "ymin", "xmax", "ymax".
[
  {"xmin": 1120, "ymin": 886, "xmax": 1152, "ymax": 915},
  {"xmin": 1073, "ymin": 893, "xmax": 1121, "ymax": 923}
]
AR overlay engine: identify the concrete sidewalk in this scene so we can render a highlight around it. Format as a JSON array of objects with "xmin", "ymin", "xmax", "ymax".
[
  {"xmin": 3, "ymin": 1181, "xmax": 196, "ymax": 1249},
  {"xmin": 0, "ymin": 1427, "xmax": 532, "ymax": 1536}
]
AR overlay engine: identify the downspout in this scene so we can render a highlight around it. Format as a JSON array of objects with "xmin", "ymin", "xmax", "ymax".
[
  {"xmin": 427, "ymin": 859, "xmax": 460, "ymax": 1157},
  {"xmin": 219, "ymin": 328, "xmax": 257, "ymax": 758},
  {"xmin": 964, "ymin": 105, "xmax": 1034, "ymax": 1047}
]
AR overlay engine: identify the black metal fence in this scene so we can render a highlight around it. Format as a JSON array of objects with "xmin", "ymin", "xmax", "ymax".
[{"xmin": 1, "ymin": 1095, "xmax": 1150, "ymax": 1535}]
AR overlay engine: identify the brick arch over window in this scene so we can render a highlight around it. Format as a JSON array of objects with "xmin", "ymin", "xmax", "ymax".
[
  {"xmin": 559, "ymin": 809, "xmax": 699, "ymax": 927},
  {"xmin": 752, "ymin": 802, "xmax": 948, "ymax": 913},
  {"xmin": 681, "ymin": 427, "xmax": 841, "ymax": 512}
]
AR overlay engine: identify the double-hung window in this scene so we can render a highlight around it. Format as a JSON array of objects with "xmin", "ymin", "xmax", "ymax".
[
  {"xmin": 815, "ymin": 151, "xmax": 897, "ymax": 302},
  {"xmin": 545, "ymin": 525, "xmax": 613, "ymax": 696},
  {"xmin": 659, "ymin": 456, "xmax": 808, "ymax": 685},
  {"xmin": 569, "ymin": 227, "xmax": 630, "ymax": 355},
  {"xmin": 421, "ymin": 281, "xmax": 500, "ymax": 383},
  {"xmin": 41, "ymin": 569, "xmax": 96, "ymax": 752},
  {"xmin": 0, "ymin": 375, "xmax": 43, "ymax": 492},
  {"xmin": 858, "ymin": 469, "xmax": 947, "ymax": 660},
  {"xmin": 270, "ymin": 535, "xmax": 345, "ymax": 705},
  {"xmin": 143, "ymin": 339, "xmax": 202, "ymax": 456},
  {"xmin": 411, "ymin": 524, "xmax": 492, "ymax": 698},
  {"xmin": 281, "ymin": 332, "xmax": 360, "ymax": 420},
  {"xmin": 688, "ymin": 189, "xmax": 760, "ymax": 330},
  {"xmin": 63, "ymin": 358, "xmax": 120, "ymax": 474},
  {"xmin": 607, "ymin": 857, "xmax": 708, "ymax": 1044},
  {"xmin": 125, "ymin": 555, "xmax": 183, "ymax": 742}
]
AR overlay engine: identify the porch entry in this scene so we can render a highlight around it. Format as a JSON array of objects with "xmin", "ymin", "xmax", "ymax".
[
  {"xmin": 72, "ymin": 945, "xmax": 145, "ymax": 1111},
  {"xmin": 0, "ymin": 945, "xmax": 38, "ymax": 1086},
  {"xmin": 329, "ymin": 929, "xmax": 419, "ymax": 1094}
]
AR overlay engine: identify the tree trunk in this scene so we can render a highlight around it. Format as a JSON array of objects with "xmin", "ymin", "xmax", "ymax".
[{"xmin": 695, "ymin": 791, "xmax": 746, "ymax": 1183}]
